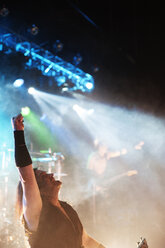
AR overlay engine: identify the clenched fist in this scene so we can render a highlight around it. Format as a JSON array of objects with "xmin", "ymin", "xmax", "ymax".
[{"xmin": 11, "ymin": 113, "xmax": 24, "ymax": 131}]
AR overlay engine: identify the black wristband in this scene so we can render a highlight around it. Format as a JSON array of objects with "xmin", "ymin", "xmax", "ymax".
[
  {"xmin": 14, "ymin": 130, "xmax": 32, "ymax": 167},
  {"xmin": 14, "ymin": 130, "xmax": 25, "ymax": 146}
]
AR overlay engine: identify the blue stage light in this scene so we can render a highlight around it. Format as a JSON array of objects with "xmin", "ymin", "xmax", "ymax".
[
  {"xmin": 0, "ymin": 42, "xmax": 3, "ymax": 51},
  {"xmin": 85, "ymin": 82, "xmax": 94, "ymax": 90},
  {"xmin": 28, "ymin": 87, "xmax": 36, "ymax": 94},
  {"xmin": 13, "ymin": 78, "xmax": 24, "ymax": 87},
  {"xmin": 56, "ymin": 76, "xmax": 66, "ymax": 86},
  {"xmin": 0, "ymin": 31, "xmax": 95, "ymax": 92}
]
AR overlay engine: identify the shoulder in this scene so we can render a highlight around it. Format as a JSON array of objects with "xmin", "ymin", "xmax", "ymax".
[
  {"xmin": 60, "ymin": 201, "xmax": 79, "ymax": 216},
  {"xmin": 60, "ymin": 200, "xmax": 73, "ymax": 209}
]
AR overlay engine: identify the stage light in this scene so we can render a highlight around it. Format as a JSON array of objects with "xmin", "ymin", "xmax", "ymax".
[
  {"xmin": 30, "ymin": 24, "xmax": 39, "ymax": 35},
  {"xmin": 56, "ymin": 76, "xmax": 66, "ymax": 86},
  {"xmin": 61, "ymin": 86, "xmax": 69, "ymax": 92},
  {"xmin": 85, "ymin": 82, "xmax": 94, "ymax": 90},
  {"xmin": 44, "ymin": 64, "xmax": 53, "ymax": 74},
  {"xmin": 28, "ymin": 87, "xmax": 36, "ymax": 95},
  {"xmin": 61, "ymin": 82, "xmax": 69, "ymax": 92},
  {"xmin": 1, "ymin": 31, "xmax": 95, "ymax": 93},
  {"xmin": 0, "ymin": 42, "xmax": 3, "ymax": 51},
  {"xmin": 21, "ymin": 106, "xmax": 30, "ymax": 116},
  {"xmin": 73, "ymin": 53, "xmax": 82, "ymax": 66},
  {"xmin": 53, "ymin": 40, "xmax": 63, "ymax": 53},
  {"xmin": 13, "ymin": 78, "xmax": 24, "ymax": 88}
]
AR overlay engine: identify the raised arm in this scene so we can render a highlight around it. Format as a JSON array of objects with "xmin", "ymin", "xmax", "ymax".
[{"xmin": 12, "ymin": 114, "xmax": 42, "ymax": 231}]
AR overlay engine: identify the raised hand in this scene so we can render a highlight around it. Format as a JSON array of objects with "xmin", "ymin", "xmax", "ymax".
[{"xmin": 11, "ymin": 113, "xmax": 24, "ymax": 131}]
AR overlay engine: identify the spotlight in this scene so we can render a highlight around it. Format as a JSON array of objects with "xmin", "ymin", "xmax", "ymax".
[
  {"xmin": 61, "ymin": 86, "xmax": 69, "ymax": 92},
  {"xmin": 21, "ymin": 106, "xmax": 30, "ymax": 116},
  {"xmin": 44, "ymin": 64, "xmax": 53, "ymax": 74},
  {"xmin": 85, "ymin": 82, "xmax": 94, "ymax": 90},
  {"xmin": 73, "ymin": 53, "xmax": 82, "ymax": 66},
  {"xmin": 53, "ymin": 40, "xmax": 63, "ymax": 53},
  {"xmin": 61, "ymin": 82, "xmax": 69, "ymax": 92},
  {"xmin": 56, "ymin": 76, "xmax": 66, "ymax": 86},
  {"xmin": 30, "ymin": 24, "xmax": 39, "ymax": 35},
  {"xmin": 0, "ymin": 42, "xmax": 3, "ymax": 51},
  {"xmin": 28, "ymin": 87, "xmax": 36, "ymax": 94},
  {"xmin": 13, "ymin": 78, "xmax": 24, "ymax": 88}
]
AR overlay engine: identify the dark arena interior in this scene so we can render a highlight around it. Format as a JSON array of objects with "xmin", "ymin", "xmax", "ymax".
[{"xmin": 0, "ymin": 1, "xmax": 163, "ymax": 248}]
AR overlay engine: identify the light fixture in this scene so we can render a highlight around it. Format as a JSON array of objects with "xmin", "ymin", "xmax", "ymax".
[
  {"xmin": 84, "ymin": 81, "xmax": 94, "ymax": 90},
  {"xmin": 73, "ymin": 53, "xmax": 82, "ymax": 66},
  {"xmin": 61, "ymin": 84, "xmax": 69, "ymax": 92},
  {"xmin": 28, "ymin": 87, "xmax": 36, "ymax": 94},
  {"xmin": 1, "ymin": 31, "xmax": 95, "ymax": 93},
  {"xmin": 0, "ymin": 42, "xmax": 3, "ymax": 51},
  {"xmin": 21, "ymin": 106, "xmax": 30, "ymax": 116},
  {"xmin": 30, "ymin": 24, "xmax": 39, "ymax": 35},
  {"xmin": 56, "ymin": 75, "xmax": 66, "ymax": 86},
  {"xmin": 53, "ymin": 40, "xmax": 63, "ymax": 53},
  {"xmin": 13, "ymin": 78, "xmax": 24, "ymax": 88}
]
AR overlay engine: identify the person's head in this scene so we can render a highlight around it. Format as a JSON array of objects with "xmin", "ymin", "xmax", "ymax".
[
  {"xmin": 34, "ymin": 169, "xmax": 62, "ymax": 199},
  {"xmin": 15, "ymin": 168, "xmax": 62, "ymax": 218}
]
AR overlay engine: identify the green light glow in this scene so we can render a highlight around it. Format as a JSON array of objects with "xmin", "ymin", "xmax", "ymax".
[
  {"xmin": 24, "ymin": 111, "xmax": 57, "ymax": 150},
  {"xmin": 21, "ymin": 106, "xmax": 31, "ymax": 116}
]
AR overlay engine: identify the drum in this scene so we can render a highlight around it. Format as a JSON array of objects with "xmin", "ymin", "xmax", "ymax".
[
  {"xmin": 0, "ymin": 145, "xmax": 14, "ymax": 174},
  {"xmin": 30, "ymin": 151, "xmax": 66, "ymax": 180}
]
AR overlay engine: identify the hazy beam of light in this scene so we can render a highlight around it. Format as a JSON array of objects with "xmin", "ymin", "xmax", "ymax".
[
  {"xmin": 27, "ymin": 90, "xmax": 91, "ymax": 158},
  {"xmin": 30, "ymin": 89, "xmax": 77, "ymax": 116}
]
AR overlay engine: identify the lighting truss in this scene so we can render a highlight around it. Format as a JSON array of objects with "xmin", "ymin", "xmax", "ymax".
[{"xmin": 0, "ymin": 31, "xmax": 94, "ymax": 92}]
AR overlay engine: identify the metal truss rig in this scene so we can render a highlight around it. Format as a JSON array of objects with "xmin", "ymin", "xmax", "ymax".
[{"xmin": 0, "ymin": 32, "xmax": 94, "ymax": 92}]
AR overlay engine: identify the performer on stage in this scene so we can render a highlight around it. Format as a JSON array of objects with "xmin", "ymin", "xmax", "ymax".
[
  {"xmin": 87, "ymin": 140, "xmax": 124, "ymax": 192},
  {"xmin": 12, "ymin": 113, "xmax": 106, "ymax": 248}
]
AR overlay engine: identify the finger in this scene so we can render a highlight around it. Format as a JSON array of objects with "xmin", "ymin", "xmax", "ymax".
[
  {"xmin": 14, "ymin": 113, "xmax": 23, "ymax": 120},
  {"xmin": 16, "ymin": 116, "xmax": 24, "ymax": 122}
]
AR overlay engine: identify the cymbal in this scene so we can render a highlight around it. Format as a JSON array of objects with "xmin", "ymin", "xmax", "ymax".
[
  {"xmin": 0, "ymin": 148, "xmax": 14, "ymax": 152},
  {"xmin": 32, "ymin": 157, "xmax": 57, "ymax": 162},
  {"xmin": 53, "ymin": 173, "xmax": 67, "ymax": 177},
  {"xmin": 30, "ymin": 151, "xmax": 47, "ymax": 156}
]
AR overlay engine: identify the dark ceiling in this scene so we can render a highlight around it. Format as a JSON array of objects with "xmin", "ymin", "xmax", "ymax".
[{"xmin": 0, "ymin": 1, "xmax": 163, "ymax": 115}]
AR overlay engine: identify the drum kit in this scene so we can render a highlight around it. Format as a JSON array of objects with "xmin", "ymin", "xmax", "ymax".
[
  {"xmin": 30, "ymin": 149, "xmax": 67, "ymax": 180},
  {"xmin": 0, "ymin": 145, "xmax": 67, "ymax": 210},
  {"xmin": 0, "ymin": 144, "xmax": 14, "ymax": 175},
  {"xmin": 0, "ymin": 145, "xmax": 67, "ymax": 179}
]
